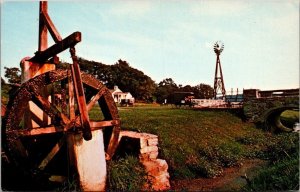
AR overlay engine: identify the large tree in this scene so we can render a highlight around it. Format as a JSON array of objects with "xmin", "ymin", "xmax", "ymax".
[
  {"xmin": 111, "ymin": 60, "xmax": 156, "ymax": 101},
  {"xmin": 155, "ymin": 78, "xmax": 179, "ymax": 103},
  {"xmin": 76, "ymin": 58, "xmax": 156, "ymax": 101},
  {"xmin": 4, "ymin": 67, "xmax": 21, "ymax": 84}
]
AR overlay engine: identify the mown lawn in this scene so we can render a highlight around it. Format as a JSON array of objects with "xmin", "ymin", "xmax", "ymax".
[{"xmin": 106, "ymin": 105, "xmax": 299, "ymax": 191}]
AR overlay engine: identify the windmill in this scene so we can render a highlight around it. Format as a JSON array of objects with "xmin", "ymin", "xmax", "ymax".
[{"xmin": 213, "ymin": 41, "xmax": 226, "ymax": 99}]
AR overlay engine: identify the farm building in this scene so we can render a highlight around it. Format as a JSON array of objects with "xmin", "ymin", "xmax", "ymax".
[{"xmin": 110, "ymin": 85, "xmax": 135, "ymax": 105}]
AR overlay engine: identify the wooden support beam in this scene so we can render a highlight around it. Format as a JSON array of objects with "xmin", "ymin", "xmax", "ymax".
[
  {"xmin": 29, "ymin": 32, "xmax": 81, "ymax": 63},
  {"xmin": 39, "ymin": 1, "xmax": 48, "ymax": 51},
  {"xmin": 41, "ymin": 11, "xmax": 62, "ymax": 43}
]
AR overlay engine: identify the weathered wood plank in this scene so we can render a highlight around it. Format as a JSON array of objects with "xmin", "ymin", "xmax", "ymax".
[{"xmin": 30, "ymin": 32, "xmax": 81, "ymax": 62}]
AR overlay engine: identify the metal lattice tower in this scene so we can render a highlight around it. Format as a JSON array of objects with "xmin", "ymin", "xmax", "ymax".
[{"xmin": 213, "ymin": 41, "xmax": 226, "ymax": 99}]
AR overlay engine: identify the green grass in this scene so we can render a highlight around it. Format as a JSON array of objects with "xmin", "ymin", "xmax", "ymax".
[
  {"xmin": 110, "ymin": 105, "xmax": 299, "ymax": 191},
  {"xmin": 107, "ymin": 155, "xmax": 149, "ymax": 191},
  {"xmin": 2, "ymin": 90, "xmax": 298, "ymax": 191},
  {"xmin": 118, "ymin": 106, "xmax": 276, "ymax": 179}
]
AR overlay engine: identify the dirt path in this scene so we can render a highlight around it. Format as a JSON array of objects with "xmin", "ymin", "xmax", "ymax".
[{"xmin": 171, "ymin": 159, "xmax": 267, "ymax": 191}]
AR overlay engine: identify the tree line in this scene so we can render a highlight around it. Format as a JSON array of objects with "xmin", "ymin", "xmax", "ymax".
[{"xmin": 2, "ymin": 58, "xmax": 213, "ymax": 103}]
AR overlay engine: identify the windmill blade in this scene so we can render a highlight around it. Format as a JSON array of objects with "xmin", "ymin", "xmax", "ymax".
[{"xmin": 213, "ymin": 41, "xmax": 224, "ymax": 54}]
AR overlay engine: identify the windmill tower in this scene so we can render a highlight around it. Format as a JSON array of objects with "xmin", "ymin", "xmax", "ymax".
[{"xmin": 213, "ymin": 41, "xmax": 226, "ymax": 99}]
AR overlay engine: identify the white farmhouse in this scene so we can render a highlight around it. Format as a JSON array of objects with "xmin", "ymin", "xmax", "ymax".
[{"xmin": 110, "ymin": 85, "xmax": 135, "ymax": 104}]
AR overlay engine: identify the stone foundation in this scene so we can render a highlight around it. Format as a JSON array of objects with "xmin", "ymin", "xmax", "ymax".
[{"xmin": 118, "ymin": 131, "xmax": 171, "ymax": 191}]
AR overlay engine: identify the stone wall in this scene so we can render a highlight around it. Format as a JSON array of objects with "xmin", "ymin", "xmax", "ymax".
[{"xmin": 118, "ymin": 131, "xmax": 171, "ymax": 191}]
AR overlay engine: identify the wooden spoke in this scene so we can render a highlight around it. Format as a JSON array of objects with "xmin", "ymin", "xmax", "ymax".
[
  {"xmin": 6, "ymin": 125, "xmax": 75, "ymax": 136},
  {"xmin": 29, "ymin": 111, "xmax": 48, "ymax": 127},
  {"xmin": 7, "ymin": 126, "xmax": 59, "ymax": 136},
  {"xmin": 38, "ymin": 137, "xmax": 65, "ymax": 170},
  {"xmin": 90, "ymin": 119, "xmax": 120, "ymax": 129},
  {"xmin": 86, "ymin": 87, "xmax": 106, "ymax": 112},
  {"xmin": 31, "ymin": 92, "xmax": 70, "ymax": 125}
]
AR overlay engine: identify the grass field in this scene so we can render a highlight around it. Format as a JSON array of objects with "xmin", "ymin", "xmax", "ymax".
[
  {"xmin": 2, "ymin": 99, "xmax": 298, "ymax": 190},
  {"xmin": 106, "ymin": 105, "xmax": 299, "ymax": 190}
]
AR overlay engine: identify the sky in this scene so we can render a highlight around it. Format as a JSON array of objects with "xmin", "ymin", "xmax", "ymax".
[{"xmin": 1, "ymin": 0, "xmax": 299, "ymax": 92}]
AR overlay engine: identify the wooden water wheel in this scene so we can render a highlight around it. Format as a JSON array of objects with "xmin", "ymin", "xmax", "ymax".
[
  {"xmin": 2, "ymin": 2, "xmax": 121, "ymax": 190},
  {"xmin": 3, "ymin": 68, "xmax": 120, "ymax": 187}
]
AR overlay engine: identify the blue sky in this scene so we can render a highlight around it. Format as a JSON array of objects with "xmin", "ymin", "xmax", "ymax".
[{"xmin": 1, "ymin": 0, "xmax": 299, "ymax": 92}]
